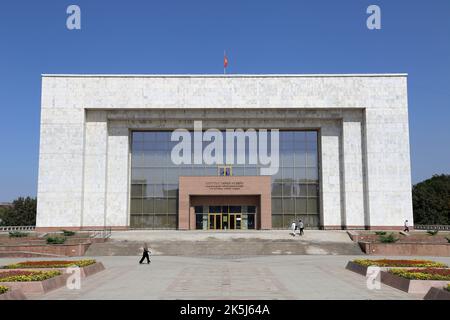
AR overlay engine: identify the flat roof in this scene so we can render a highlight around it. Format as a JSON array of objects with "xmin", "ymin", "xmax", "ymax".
[{"xmin": 41, "ymin": 73, "xmax": 408, "ymax": 78}]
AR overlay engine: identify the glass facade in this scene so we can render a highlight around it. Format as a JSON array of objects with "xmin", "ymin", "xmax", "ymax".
[{"xmin": 130, "ymin": 131, "xmax": 319, "ymax": 229}]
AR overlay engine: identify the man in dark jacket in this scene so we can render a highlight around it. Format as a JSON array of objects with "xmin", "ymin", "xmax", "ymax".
[{"xmin": 139, "ymin": 242, "xmax": 151, "ymax": 264}]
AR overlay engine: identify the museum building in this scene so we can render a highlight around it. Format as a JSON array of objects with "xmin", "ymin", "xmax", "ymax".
[{"xmin": 36, "ymin": 74, "xmax": 413, "ymax": 231}]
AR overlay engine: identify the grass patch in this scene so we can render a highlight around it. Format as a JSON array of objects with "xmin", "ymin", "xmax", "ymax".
[
  {"xmin": 375, "ymin": 231, "xmax": 387, "ymax": 236},
  {"xmin": 378, "ymin": 233, "xmax": 399, "ymax": 243},
  {"xmin": 0, "ymin": 270, "xmax": 61, "ymax": 282},
  {"xmin": 0, "ymin": 285, "xmax": 8, "ymax": 294},
  {"xmin": 8, "ymin": 231, "xmax": 28, "ymax": 238},
  {"xmin": 46, "ymin": 236, "xmax": 66, "ymax": 244},
  {"xmin": 353, "ymin": 259, "xmax": 448, "ymax": 268},
  {"xmin": 427, "ymin": 230, "xmax": 439, "ymax": 236},
  {"xmin": 3, "ymin": 259, "xmax": 96, "ymax": 269},
  {"xmin": 390, "ymin": 268, "xmax": 450, "ymax": 281}
]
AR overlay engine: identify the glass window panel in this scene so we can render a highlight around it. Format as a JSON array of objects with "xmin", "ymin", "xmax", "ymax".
[
  {"xmin": 272, "ymin": 183, "xmax": 282, "ymax": 197},
  {"xmin": 165, "ymin": 184, "xmax": 178, "ymax": 197},
  {"xmin": 154, "ymin": 214, "xmax": 168, "ymax": 228},
  {"xmin": 306, "ymin": 151, "xmax": 318, "ymax": 168},
  {"xmin": 282, "ymin": 167, "xmax": 294, "ymax": 182},
  {"xmin": 130, "ymin": 214, "xmax": 143, "ymax": 228},
  {"xmin": 166, "ymin": 167, "xmax": 179, "ymax": 184},
  {"xmin": 209, "ymin": 206, "xmax": 221, "ymax": 213},
  {"xmin": 280, "ymin": 150, "xmax": 294, "ymax": 167},
  {"xmin": 294, "ymin": 150, "xmax": 307, "ymax": 167},
  {"xmin": 131, "ymin": 169, "xmax": 148, "ymax": 184},
  {"xmin": 142, "ymin": 215, "xmax": 154, "ymax": 228},
  {"xmin": 153, "ymin": 184, "xmax": 164, "ymax": 197},
  {"xmin": 194, "ymin": 206, "xmax": 203, "ymax": 214},
  {"xmin": 271, "ymin": 199, "xmax": 283, "ymax": 214},
  {"xmin": 167, "ymin": 199, "xmax": 177, "ymax": 214},
  {"xmin": 131, "ymin": 184, "xmax": 143, "ymax": 198},
  {"xmin": 167, "ymin": 215, "xmax": 177, "ymax": 228},
  {"xmin": 272, "ymin": 215, "xmax": 283, "ymax": 228},
  {"xmin": 247, "ymin": 206, "xmax": 256, "ymax": 213},
  {"xmin": 283, "ymin": 198, "xmax": 295, "ymax": 214},
  {"xmin": 204, "ymin": 167, "xmax": 217, "ymax": 176},
  {"xmin": 307, "ymin": 198, "xmax": 318, "ymax": 214},
  {"xmin": 295, "ymin": 198, "xmax": 307, "ymax": 214},
  {"xmin": 245, "ymin": 167, "xmax": 258, "ymax": 176},
  {"xmin": 294, "ymin": 167, "xmax": 307, "ymax": 182},
  {"xmin": 143, "ymin": 198, "xmax": 154, "ymax": 214},
  {"xmin": 306, "ymin": 131, "xmax": 317, "ymax": 142},
  {"xmin": 130, "ymin": 199, "xmax": 142, "ymax": 214},
  {"xmin": 307, "ymin": 184, "xmax": 318, "ymax": 197},
  {"xmin": 290, "ymin": 183, "xmax": 302, "ymax": 197},
  {"xmin": 192, "ymin": 166, "xmax": 204, "ymax": 176},
  {"xmin": 306, "ymin": 168, "xmax": 318, "ymax": 183},
  {"xmin": 294, "ymin": 131, "xmax": 306, "ymax": 143},
  {"xmin": 143, "ymin": 185, "xmax": 153, "ymax": 197},
  {"xmin": 154, "ymin": 198, "xmax": 167, "ymax": 214},
  {"xmin": 298, "ymin": 184, "xmax": 307, "ymax": 197},
  {"xmin": 180, "ymin": 167, "xmax": 192, "ymax": 177},
  {"xmin": 131, "ymin": 152, "xmax": 145, "ymax": 167},
  {"xmin": 284, "ymin": 215, "xmax": 296, "ymax": 228},
  {"xmin": 133, "ymin": 132, "xmax": 145, "ymax": 142},
  {"xmin": 272, "ymin": 166, "xmax": 282, "ymax": 183},
  {"xmin": 196, "ymin": 214, "xmax": 203, "ymax": 230},
  {"xmin": 233, "ymin": 167, "xmax": 245, "ymax": 176}
]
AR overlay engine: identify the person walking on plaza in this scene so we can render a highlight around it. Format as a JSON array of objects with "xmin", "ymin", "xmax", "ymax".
[
  {"xmin": 404, "ymin": 219, "xmax": 409, "ymax": 233},
  {"xmin": 298, "ymin": 219, "xmax": 304, "ymax": 236},
  {"xmin": 291, "ymin": 221, "xmax": 297, "ymax": 236},
  {"xmin": 139, "ymin": 242, "xmax": 151, "ymax": 264}
]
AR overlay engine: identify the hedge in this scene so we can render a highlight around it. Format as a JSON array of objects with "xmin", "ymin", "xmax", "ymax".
[
  {"xmin": 353, "ymin": 259, "xmax": 448, "ymax": 268},
  {"xmin": 0, "ymin": 270, "xmax": 61, "ymax": 282},
  {"xmin": 3, "ymin": 259, "xmax": 96, "ymax": 269},
  {"xmin": 389, "ymin": 268, "xmax": 450, "ymax": 281},
  {"xmin": 0, "ymin": 285, "xmax": 8, "ymax": 294}
]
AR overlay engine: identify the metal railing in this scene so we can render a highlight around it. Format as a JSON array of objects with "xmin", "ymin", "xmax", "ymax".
[
  {"xmin": 414, "ymin": 225, "xmax": 450, "ymax": 231},
  {"xmin": 0, "ymin": 226, "xmax": 36, "ymax": 232}
]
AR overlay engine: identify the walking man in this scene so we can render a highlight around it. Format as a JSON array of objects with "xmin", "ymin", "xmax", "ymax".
[
  {"xmin": 298, "ymin": 219, "xmax": 304, "ymax": 236},
  {"xmin": 404, "ymin": 219, "xmax": 409, "ymax": 233},
  {"xmin": 291, "ymin": 220, "xmax": 296, "ymax": 236},
  {"xmin": 139, "ymin": 242, "xmax": 151, "ymax": 264}
]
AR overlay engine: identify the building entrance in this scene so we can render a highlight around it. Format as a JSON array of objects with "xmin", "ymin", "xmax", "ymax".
[{"xmin": 208, "ymin": 205, "xmax": 242, "ymax": 230}]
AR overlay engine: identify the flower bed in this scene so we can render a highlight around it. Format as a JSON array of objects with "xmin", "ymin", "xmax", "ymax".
[
  {"xmin": 3, "ymin": 259, "xmax": 96, "ymax": 269},
  {"xmin": 389, "ymin": 268, "xmax": 450, "ymax": 281},
  {"xmin": 0, "ymin": 270, "xmax": 61, "ymax": 282},
  {"xmin": 0, "ymin": 285, "xmax": 8, "ymax": 294},
  {"xmin": 446, "ymin": 284, "xmax": 450, "ymax": 292},
  {"xmin": 353, "ymin": 259, "xmax": 447, "ymax": 268}
]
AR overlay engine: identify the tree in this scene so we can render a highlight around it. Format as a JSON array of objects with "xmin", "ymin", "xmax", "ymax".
[
  {"xmin": 0, "ymin": 197, "xmax": 37, "ymax": 226},
  {"xmin": 412, "ymin": 174, "xmax": 450, "ymax": 225}
]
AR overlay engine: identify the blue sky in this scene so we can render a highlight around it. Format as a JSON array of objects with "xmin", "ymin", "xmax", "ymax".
[{"xmin": 0, "ymin": 0, "xmax": 449, "ymax": 201}]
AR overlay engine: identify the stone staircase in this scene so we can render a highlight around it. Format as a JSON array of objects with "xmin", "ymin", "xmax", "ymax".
[{"xmin": 85, "ymin": 238, "xmax": 363, "ymax": 256}]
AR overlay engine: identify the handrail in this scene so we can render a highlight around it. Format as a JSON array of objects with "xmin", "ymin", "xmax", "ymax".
[{"xmin": 0, "ymin": 226, "xmax": 36, "ymax": 232}]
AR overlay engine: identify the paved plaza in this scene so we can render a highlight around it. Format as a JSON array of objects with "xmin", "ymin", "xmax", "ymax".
[{"xmin": 2, "ymin": 255, "xmax": 448, "ymax": 300}]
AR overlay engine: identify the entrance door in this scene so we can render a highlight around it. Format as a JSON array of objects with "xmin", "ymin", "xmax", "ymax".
[
  {"xmin": 229, "ymin": 213, "xmax": 242, "ymax": 230},
  {"xmin": 208, "ymin": 214, "xmax": 222, "ymax": 230}
]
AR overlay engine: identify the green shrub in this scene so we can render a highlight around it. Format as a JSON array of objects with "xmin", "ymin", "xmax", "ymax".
[
  {"xmin": 375, "ymin": 231, "xmax": 386, "ymax": 236},
  {"xmin": 4, "ymin": 259, "xmax": 96, "ymax": 269},
  {"xmin": 0, "ymin": 270, "xmax": 61, "ymax": 282},
  {"xmin": 0, "ymin": 285, "xmax": 8, "ymax": 294},
  {"xmin": 427, "ymin": 230, "xmax": 439, "ymax": 236},
  {"xmin": 46, "ymin": 236, "xmax": 66, "ymax": 245},
  {"xmin": 61, "ymin": 230, "xmax": 76, "ymax": 237},
  {"xmin": 445, "ymin": 237, "xmax": 450, "ymax": 243},
  {"xmin": 353, "ymin": 259, "xmax": 447, "ymax": 268},
  {"xmin": 378, "ymin": 233, "xmax": 399, "ymax": 243},
  {"xmin": 8, "ymin": 231, "xmax": 28, "ymax": 238},
  {"xmin": 390, "ymin": 268, "xmax": 450, "ymax": 281},
  {"xmin": 446, "ymin": 284, "xmax": 450, "ymax": 292}
]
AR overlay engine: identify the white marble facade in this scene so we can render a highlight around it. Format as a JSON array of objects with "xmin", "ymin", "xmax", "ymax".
[{"xmin": 36, "ymin": 74, "xmax": 413, "ymax": 230}]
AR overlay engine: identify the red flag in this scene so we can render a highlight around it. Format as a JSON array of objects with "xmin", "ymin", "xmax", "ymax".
[{"xmin": 224, "ymin": 53, "xmax": 228, "ymax": 68}]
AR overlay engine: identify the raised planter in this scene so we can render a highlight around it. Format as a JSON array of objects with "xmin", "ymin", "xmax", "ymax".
[
  {"xmin": 359, "ymin": 242, "xmax": 450, "ymax": 256},
  {"xmin": 0, "ymin": 289, "xmax": 27, "ymax": 300},
  {"xmin": 1, "ymin": 261, "xmax": 105, "ymax": 279},
  {"xmin": 380, "ymin": 271, "xmax": 449, "ymax": 294},
  {"xmin": 0, "ymin": 273, "xmax": 70, "ymax": 295},
  {"xmin": 0, "ymin": 242, "xmax": 92, "ymax": 257},
  {"xmin": 423, "ymin": 287, "xmax": 450, "ymax": 300}
]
